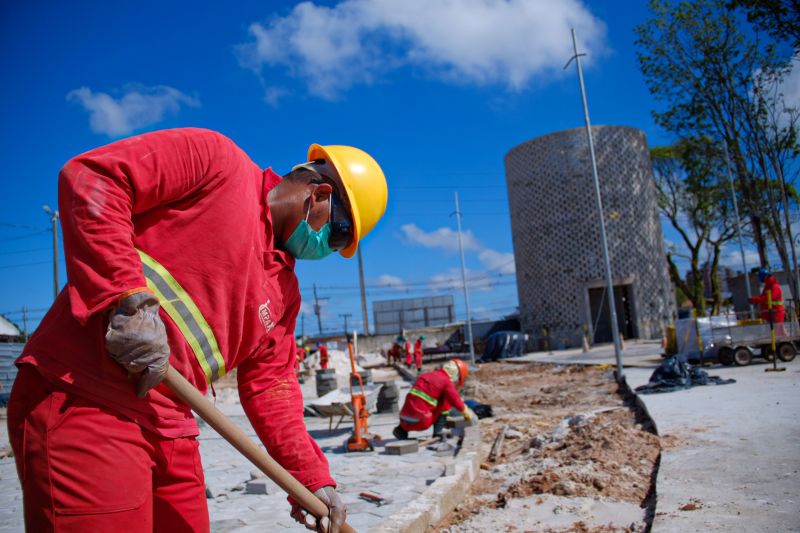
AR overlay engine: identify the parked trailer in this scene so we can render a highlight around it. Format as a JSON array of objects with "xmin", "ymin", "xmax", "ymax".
[{"xmin": 706, "ymin": 316, "xmax": 798, "ymax": 366}]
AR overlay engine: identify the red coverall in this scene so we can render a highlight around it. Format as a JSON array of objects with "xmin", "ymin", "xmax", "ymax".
[
  {"xmin": 413, "ymin": 339, "xmax": 423, "ymax": 370},
  {"xmin": 387, "ymin": 343, "xmax": 401, "ymax": 364},
  {"xmin": 750, "ymin": 275, "xmax": 785, "ymax": 323},
  {"xmin": 9, "ymin": 128, "xmax": 335, "ymax": 531},
  {"xmin": 404, "ymin": 340, "xmax": 412, "ymax": 366},
  {"xmin": 398, "ymin": 369, "xmax": 466, "ymax": 432},
  {"xmin": 319, "ymin": 344, "xmax": 329, "ymax": 370}
]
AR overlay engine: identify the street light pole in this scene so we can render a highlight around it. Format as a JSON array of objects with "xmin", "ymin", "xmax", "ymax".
[
  {"xmin": 722, "ymin": 143, "xmax": 754, "ymax": 318},
  {"xmin": 566, "ymin": 29, "xmax": 624, "ymax": 379},
  {"xmin": 453, "ymin": 192, "xmax": 476, "ymax": 367},
  {"xmin": 43, "ymin": 205, "xmax": 59, "ymax": 300}
]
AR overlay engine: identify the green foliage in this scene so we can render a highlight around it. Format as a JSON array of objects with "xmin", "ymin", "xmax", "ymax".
[
  {"xmin": 637, "ymin": 0, "xmax": 800, "ymax": 304},
  {"xmin": 652, "ymin": 138, "xmax": 737, "ymax": 314}
]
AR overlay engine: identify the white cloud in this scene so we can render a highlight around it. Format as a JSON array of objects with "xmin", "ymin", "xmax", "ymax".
[
  {"xmin": 376, "ymin": 274, "xmax": 406, "ymax": 290},
  {"xmin": 401, "ymin": 223, "xmax": 481, "ymax": 252},
  {"xmin": 429, "ymin": 268, "xmax": 494, "ymax": 293},
  {"xmin": 478, "ymin": 249, "xmax": 516, "ymax": 274},
  {"xmin": 67, "ymin": 84, "xmax": 200, "ymax": 137},
  {"xmin": 238, "ymin": 0, "xmax": 607, "ymax": 99}
]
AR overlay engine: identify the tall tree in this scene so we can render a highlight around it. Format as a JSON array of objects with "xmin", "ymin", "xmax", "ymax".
[
  {"xmin": 652, "ymin": 138, "xmax": 737, "ymax": 314},
  {"xmin": 637, "ymin": 0, "xmax": 800, "ymax": 302},
  {"xmin": 727, "ymin": 0, "xmax": 800, "ymax": 47}
]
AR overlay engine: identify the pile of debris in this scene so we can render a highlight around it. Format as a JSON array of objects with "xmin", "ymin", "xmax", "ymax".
[{"xmin": 435, "ymin": 363, "xmax": 661, "ymax": 532}]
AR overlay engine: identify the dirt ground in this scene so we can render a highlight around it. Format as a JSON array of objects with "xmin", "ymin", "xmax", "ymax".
[{"xmin": 433, "ymin": 362, "xmax": 661, "ymax": 533}]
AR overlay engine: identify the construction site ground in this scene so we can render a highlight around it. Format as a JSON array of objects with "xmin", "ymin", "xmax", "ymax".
[{"xmin": 0, "ymin": 340, "xmax": 798, "ymax": 532}]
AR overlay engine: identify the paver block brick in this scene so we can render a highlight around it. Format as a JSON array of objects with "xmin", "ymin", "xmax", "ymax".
[{"xmin": 385, "ymin": 440, "xmax": 419, "ymax": 455}]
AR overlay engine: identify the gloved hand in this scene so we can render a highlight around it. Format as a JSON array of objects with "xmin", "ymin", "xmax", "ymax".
[
  {"xmin": 290, "ymin": 486, "xmax": 347, "ymax": 533},
  {"xmin": 105, "ymin": 291, "xmax": 170, "ymax": 398},
  {"xmin": 462, "ymin": 407, "xmax": 477, "ymax": 424}
]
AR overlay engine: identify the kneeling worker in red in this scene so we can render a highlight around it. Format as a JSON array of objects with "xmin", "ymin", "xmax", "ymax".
[
  {"xmin": 392, "ymin": 359, "xmax": 473, "ymax": 440},
  {"xmin": 8, "ymin": 128, "xmax": 388, "ymax": 533}
]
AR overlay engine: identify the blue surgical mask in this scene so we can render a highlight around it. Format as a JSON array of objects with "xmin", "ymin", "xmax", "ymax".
[{"xmin": 283, "ymin": 202, "xmax": 335, "ymax": 260}]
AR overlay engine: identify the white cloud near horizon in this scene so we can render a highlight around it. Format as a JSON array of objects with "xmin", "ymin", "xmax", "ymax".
[
  {"xmin": 401, "ymin": 223, "xmax": 515, "ymax": 275},
  {"xmin": 376, "ymin": 274, "xmax": 407, "ymax": 290},
  {"xmin": 237, "ymin": 0, "xmax": 607, "ymax": 99},
  {"xmin": 401, "ymin": 223, "xmax": 481, "ymax": 253},
  {"xmin": 67, "ymin": 84, "xmax": 200, "ymax": 137}
]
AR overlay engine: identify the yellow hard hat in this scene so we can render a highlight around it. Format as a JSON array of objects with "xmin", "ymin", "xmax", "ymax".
[{"xmin": 307, "ymin": 144, "xmax": 388, "ymax": 258}]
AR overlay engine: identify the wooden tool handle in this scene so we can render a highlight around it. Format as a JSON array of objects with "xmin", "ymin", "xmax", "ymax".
[{"xmin": 163, "ymin": 366, "xmax": 356, "ymax": 533}]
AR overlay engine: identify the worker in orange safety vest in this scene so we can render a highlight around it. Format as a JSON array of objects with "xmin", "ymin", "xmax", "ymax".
[
  {"xmin": 404, "ymin": 337, "xmax": 413, "ymax": 367},
  {"xmin": 392, "ymin": 359, "xmax": 475, "ymax": 440},
  {"xmin": 7, "ymin": 128, "xmax": 388, "ymax": 533}
]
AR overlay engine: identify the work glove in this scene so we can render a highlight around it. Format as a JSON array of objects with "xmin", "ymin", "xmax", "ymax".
[
  {"xmin": 462, "ymin": 407, "xmax": 478, "ymax": 425},
  {"xmin": 290, "ymin": 486, "xmax": 347, "ymax": 533},
  {"xmin": 105, "ymin": 291, "xmax": 170, "ymax": 398}
]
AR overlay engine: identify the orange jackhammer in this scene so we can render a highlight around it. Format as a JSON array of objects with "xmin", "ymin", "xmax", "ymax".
[{"xmin": 346, "ymin": 340, "xmax": 380, "ymax": 451}]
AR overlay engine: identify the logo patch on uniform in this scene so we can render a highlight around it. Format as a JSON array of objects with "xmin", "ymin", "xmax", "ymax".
[{"xmin": 259, "ymin": 300, "xmax": 275, "ymax": 334}]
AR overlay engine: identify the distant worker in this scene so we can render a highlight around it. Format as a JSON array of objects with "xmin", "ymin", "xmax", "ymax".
[
  {"xmin": 387, "ymin": 340, "xmax": 402, "ymax": 365},
  {"xmin": 318, "ymin": 341, "xmax": 330, "ymax": 370},
  {"xmin": 404, "ymin": 337, "xmax": 413, "ymax": 368},
  {"xmin": 392, "ymin": 359, "xmax": 474, "ymax": 440},
  {"xmin": 294, "ymin": 343, "xmax": 307, "ymax": 383},
  {"xmin": 7, "ymin": 128, "xmax": 388, "ymax": 532},
  {"xmin": 750, "ymin": 268, "xmax": 785, "ymax": 323},
  {"xmin": 414, "ymin": 336, "xmax": 425, "ymax": 372}
]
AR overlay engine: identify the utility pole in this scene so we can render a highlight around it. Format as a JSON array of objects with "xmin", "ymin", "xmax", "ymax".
[
  {"xmin": 453, "ymin": 192, "xmax": 476, "ymax": 367},
  {"xmin": 22, "ymin": 306, "xmax": 28, "ymax": 341},
  {"xmin": 339, "ymin": 313, "xmax": 352, "ymax": 337},
  {"xmin": 723, "ymin": 142, "xmax": 754, "ymax": 318},
  {"xmin": 312, "ymin": 284, "xmax": 329, "ymax": 335},
  {"xmin": 43, "ymin": 205, "xmax": 59, "ymax": 300},
  {"xmin": 357, "ymin": 247, "xmax": 369, "ymax": 335},
  {"xmin": 565, "ymin": 28, "xmax": 623, "ymax": 378},
  {"xmin": 300, "ymin": 314, "xmax": 305, "ymax": 338}
]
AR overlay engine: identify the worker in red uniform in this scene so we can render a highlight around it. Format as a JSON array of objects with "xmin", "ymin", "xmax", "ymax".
[
  {"xmin": 387, "ymin": 340, "xmax": 402, "ymax": 365},
  {"xmin": 750, "ymin": 268, "xmax": 785, "ymax": 323},
  {"xmin": 413, "ymin": 335, "xmax": 424, "ymax": 372},
  {"xmin": 7, "ymin": 128, "xmax": 387, "ymax": 533},
  {"xmin": 318, "ymin": 342, "xmax": 329, "ymax": 370},
  {"xmin": 295, "ymin": 343, "xmax": 307, "ymax": 381},
  {"xmin": 392, "ymin": 359, "xmax": 474, "ymax": 440},
  {"xmin": 404, "ymin": 337, "xmax": 413, "ymax": 367}
]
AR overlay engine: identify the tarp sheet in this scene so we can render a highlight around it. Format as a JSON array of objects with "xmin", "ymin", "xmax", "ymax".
[
  {"xmin": 635, "ymin": 355, "xmax": 736, "ymax": 395},
  {"xmin": 478, "ymin": 331, "xmax": 525, "ymax": 362}
]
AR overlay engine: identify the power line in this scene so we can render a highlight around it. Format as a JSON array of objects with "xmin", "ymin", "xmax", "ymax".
[
  {"xmin": 0, "ymin": 247, "xmax": 50, "ymax": 256},
  {"xmin": 0, "ymin": 230, "xmax": 50, "ymax": 242},
  {"xmin": 0, "ymin": 260, "xmax": 50, "ymax": 269},
  {"xmin": 0, "ymin": 222, "xmax": 48, "ymax": 230}
]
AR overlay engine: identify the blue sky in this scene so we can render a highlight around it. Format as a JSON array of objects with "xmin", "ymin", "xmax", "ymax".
[{"xmin": 1, "ymin": 0, "xmax": 686, "ymax": 334}]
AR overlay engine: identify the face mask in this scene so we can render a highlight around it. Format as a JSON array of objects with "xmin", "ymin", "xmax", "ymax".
[{"xmin": 283, "ymin": 201, "xmax": 335, "ymax": 260}]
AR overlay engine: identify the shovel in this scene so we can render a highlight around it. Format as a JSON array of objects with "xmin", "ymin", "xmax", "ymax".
[{"xmin": 163, "ymin": 366, "xmax": 357, "ymax": 533}]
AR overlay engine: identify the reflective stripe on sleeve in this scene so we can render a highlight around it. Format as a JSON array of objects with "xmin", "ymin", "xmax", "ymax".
[
  {"xmin": 137, "ymin": 249, "xmax": 226, "ymax": 383},
  {"xmin": 408, "ymin": 387, "xmax": 438, "ymax": 407}
]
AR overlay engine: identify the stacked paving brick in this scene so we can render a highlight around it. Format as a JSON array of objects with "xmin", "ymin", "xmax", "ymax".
[{"xmin": 504, "ymin": 126, "xmax": 675, "ymax": 348}]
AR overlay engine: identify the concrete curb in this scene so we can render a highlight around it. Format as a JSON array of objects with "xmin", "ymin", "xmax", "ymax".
[{"xmin": 372, "ymin": 425, "xmax": 482, "ymax": 533}]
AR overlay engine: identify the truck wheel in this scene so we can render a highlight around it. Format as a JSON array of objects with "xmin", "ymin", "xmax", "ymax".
[
  {"xmin": 718, "ymin": 347, "xmax": 734, "ymax": 366},
  {"xmin": 733, "ymin": 347, "xmax": 753, "ymax": 366},
  {"xmin": 778, "ymin": 342, "xmax": 796, "ymax": 362}
]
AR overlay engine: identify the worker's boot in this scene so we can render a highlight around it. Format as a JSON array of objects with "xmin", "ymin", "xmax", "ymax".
[
  {"xmin": 432, "ymin": 414, "xmax": 447, "ymax": 438},
  {"xmin": 392, "ymin": 425, "xmax": 408, "ymax": 440}
]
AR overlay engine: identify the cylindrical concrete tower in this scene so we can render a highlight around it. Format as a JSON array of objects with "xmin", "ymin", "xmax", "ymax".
[{"xmin": 505, "ymin": 126, "xmax": 674, "ymax": 349}]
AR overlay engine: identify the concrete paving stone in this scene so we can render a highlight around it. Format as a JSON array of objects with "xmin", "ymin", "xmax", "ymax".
[{"xmin": 385, "ymin": 440, "xmax": 419, "ymax": 455}]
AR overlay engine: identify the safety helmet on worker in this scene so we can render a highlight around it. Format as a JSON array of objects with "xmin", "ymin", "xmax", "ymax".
[
  {"xmin": 293, "ymin": 144, "xmax": 388, "ymax": 258},
  {"xmin": 442, "ymin": 359, "xmax": 469, "ymax": 388},
  {"xmin": 758, "ymin": 267, "xmax": 772, "ymax": 283}
]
